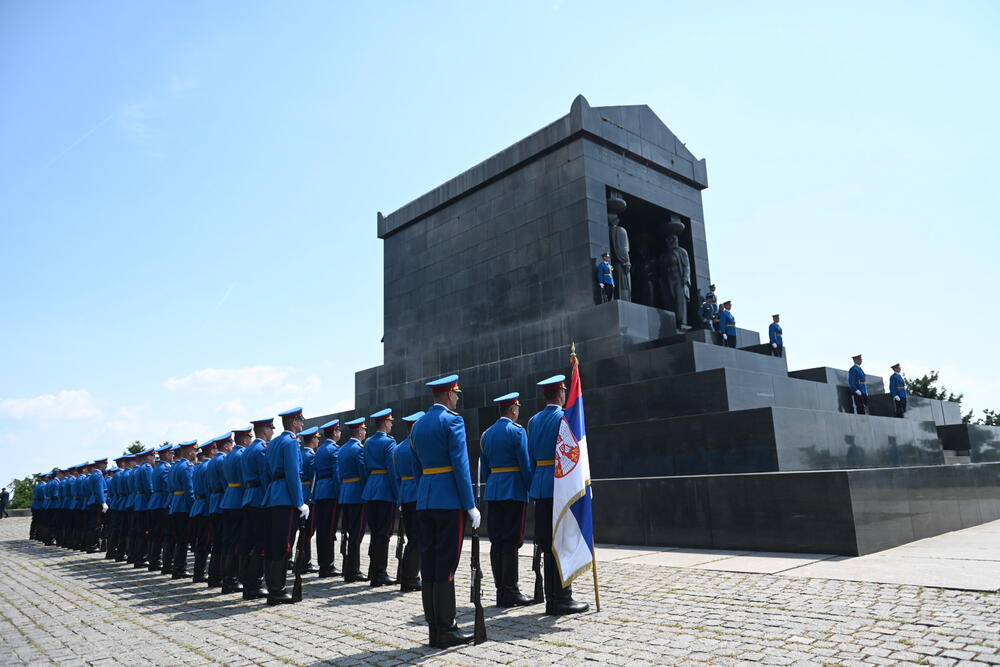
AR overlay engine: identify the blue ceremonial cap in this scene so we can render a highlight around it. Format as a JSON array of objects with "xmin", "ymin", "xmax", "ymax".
[
  {"xmin": 170, "ymin": 444, "xmax": 181, "ymax": 451},
  {"xmin": 156, "ymin": 444, "xmax": 172, "ymax": 453},
  {"xmin": 278, "ymin": 406, "xmax": 303, "ymax": 417},
  {"xmin": 493, "ymin": 392, "xmax": 521, "ymax": 406},
  {"xmin": 232, "ymin": 425, "xmax": 252, "ymax": 434},
  {"xmin": 426, "ymin": 374, "xmax": 461, "ymax": 393},
  {"xmin": 107, "ymin": 467, "xmax": 118, "ymax": 472},
  {"xmin": 138, "ymin": 448, "xmax": 154, "ymax": 456},
  {"xmin": 178, "ymin": 440, "xmax": 197, "ymax": 447},
  {"xmin": 251, "ymin": 417, "xmax": 274, "ymax": 425},
  {"xmin": 320, "ymin": 419, "xmax": 340, "ymax": 430},
  {"xmin": 402, "ymin": 411, "xmax": 425, "ymax": 423},
  {"xmin": 369, "ymin": 408, "xmax": 392, "ymax": 420},
  {"xmin": 344, "ymin": 417, "xmax": 366, "ymax": 428},
  {"xmin": 299, "ymin": 426, "xmax": 319, "ymax": 437},
  {"xmin": 93, "ymin": 457, "xmax": 108, "ymax": 463},
  {"xmin": 537, "ymin": 374, "xmax": 567, "ymax": 389},
  {"xmin": 214, "ymin": 431, "xmax": 233, "ymax": 442}
]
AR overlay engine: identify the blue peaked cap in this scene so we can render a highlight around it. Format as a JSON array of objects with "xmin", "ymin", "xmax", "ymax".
[
  {"xmin": 426, "ymin": 374, "xmax": 460, "ymax": 391},
  {"xmin": 156, "ymin": 444, "xmax": 172, "ymax": 453},
  {"xmin": 178, "ymin": 440, "xmax": 197, "ymax": 447},
  {"xmin": 344, "ymin": 417, "xmax": 365, "ymax": 427},
  {"xmin": 278, "ymin": 406, "xmax": 302, "ymax": 417},
  {"xmin": 299, "ymin": 426, "xmax": 319, "ymax": 437},
  {"xmin": 320, "ymin": 419, "xmax": 340, "ymax": 429},
  {"xmin": 369, "ymin": 408, "xmax": 392, "ymax": 419},
  {"xmin": 402, "ymin": 411, "xmax": 425, "ymax": 423},
  {"xmin": 537, "ymin": 374, "xmax": 567, "ymax": 388},
  {"xmin": 493, "ymin": 392, "xmax": 520, "ymax": 404}
]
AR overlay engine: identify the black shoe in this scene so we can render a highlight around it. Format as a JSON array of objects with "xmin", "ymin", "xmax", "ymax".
[
  {"xmin": 433, "ymin": 625, "xmax": 474, "ymax": 649},
  {"xmin": 499, "ymin": 553, "xmax": 534, "ymax": 607},
  {"xmin": 221, "ymin": 578, "xmax": 243, "ymax": 594},
  {"xmin": 265, "ymin": 560, "xmax": 294, "ymax": 605},
  {"xmin": 171, "ymin": 571, "xmax": 189, "ymax": 580},
  {"xmin": 547, "ymin": 597, "xmax": 589, "ymax": 615},
  {"xmin": 344, "ymin": 572, "xmax": 369, "ymax": 583},
  {"xmin": 370, "ymin": 573, "xmax": 397, "ymax": 588},
  {"xmin": 317, "ymin": 568, "xmax": 339, "ymax": 578},
  {"xmin": 400, "ymin": 579, "xmax": 422, "ymax": 592},
  {"xmin": 133, "ymin": 560, "xmax": 148, "ymax": 569},
  {"xmin": 543, "ymin": 550, "xmax": 588, "ymax": 615},
  {"xmin": 147, "ymin": 562, "xmax": 161, "ymax": 572},
  {"xmin": 242, "ymin": 586, "xmax": 267, "ymax": 600},
  {"xmin": 431, "ymin": 581, "xmax": 473, "ymax": 648},
  {"xmin": 302, "ymin": 562, "xmax": 318, "ymax": 574}
]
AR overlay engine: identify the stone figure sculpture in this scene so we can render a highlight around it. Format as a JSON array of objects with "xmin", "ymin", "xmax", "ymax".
[
  {"xmin": 607, "ymin": 192, "xmax": 631, "ymax": 302},
  {"xmin": 657, "ymin": 215, "xmax": 691, "ymax": 326}
]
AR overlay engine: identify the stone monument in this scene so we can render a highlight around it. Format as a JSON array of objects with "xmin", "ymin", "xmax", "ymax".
[{"xmin": 607, "ymin": 191, "xmax": 631, "ymax": 302}]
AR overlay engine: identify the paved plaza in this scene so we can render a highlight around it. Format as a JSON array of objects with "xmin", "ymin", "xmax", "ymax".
[{"xmin": 1, "ymin": 516, "xmax": 998, "ymax": 666}]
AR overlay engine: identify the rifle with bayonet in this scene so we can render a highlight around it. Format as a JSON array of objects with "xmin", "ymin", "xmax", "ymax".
[
  {"xmin": 394, "ymin": 506, "xmax": 405, "ymax": 583},
  {"xmin": 291, "ymin": 516, "xmax": 307, "ymax": 602},
  {"xmin": 532, "ymin": 543, "xmax": 544, "ymax": 603},
  {"xmin": 470, "ymin": 466, "xmax": 487, "ymax": 644}
]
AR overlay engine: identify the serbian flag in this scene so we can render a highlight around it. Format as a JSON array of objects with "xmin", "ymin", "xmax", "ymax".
[{"xmin": 552, "ymin": 347, "xmax": 595, "ymax": 587}]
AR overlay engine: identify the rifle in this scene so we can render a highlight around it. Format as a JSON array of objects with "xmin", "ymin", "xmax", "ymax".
[
  {"xmin": 340, "ymin": 523, "xmax": 348, "ymax": 559},
  {"xmin": 470, "ymin": 466, "xmax": 486, "ymax": 644},
  {"xmin": 291, "ymin": 516, "xmax": 307, "ymax": 602},
  {"xmin": 394, "ymin": 507, "xmax": 405, "ymax": 583},
  {"xmin": 532, "ymin": 543, "xmax": 544, "ymax": 604}
]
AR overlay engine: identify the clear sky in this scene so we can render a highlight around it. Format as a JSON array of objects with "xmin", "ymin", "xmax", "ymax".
[{"xmin": 1, "ymin": 1, "xmax": 998, "ymax": 482}]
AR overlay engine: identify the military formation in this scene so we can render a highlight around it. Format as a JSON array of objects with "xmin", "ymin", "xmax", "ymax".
[{"xmin": 26, "ymin": 373, "xmax": 589, "ymax": 649}]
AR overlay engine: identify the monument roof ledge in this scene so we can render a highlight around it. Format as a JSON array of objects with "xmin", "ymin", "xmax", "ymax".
[{"xmin": 378, "ymin": 95, "xmax": 708, "ymax": 238}]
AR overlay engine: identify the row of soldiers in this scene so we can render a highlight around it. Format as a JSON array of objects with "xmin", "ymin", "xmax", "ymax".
[{"xmin": 27, "ymin": 372, "xmax": 588, "ymax": 648}]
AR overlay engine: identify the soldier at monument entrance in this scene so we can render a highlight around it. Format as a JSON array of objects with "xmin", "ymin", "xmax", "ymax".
[
  {"xmin": 339, "ymin": 417, "xmax": 369, "ymax": 582},
  {"xmin": 596, "ymin": 252, "xmax": 614, "ymax": 303},
  {"xmin": 393, "ymin": 411, "xmax": 424, "ymax": 592},
  {"xmin": 719, "ymin": 301, "xmax": 737, "ymax": 348},
  {"xmin": 849, "ymin": 355, "xmax": 868, "ymax": 415},
  {"xmin": 240, "ymin": 419, "xmax": 273, "ymax": 599},
  {"xmin": 363, "ymin": 408, "xmax": 399, "ymax": 587}
]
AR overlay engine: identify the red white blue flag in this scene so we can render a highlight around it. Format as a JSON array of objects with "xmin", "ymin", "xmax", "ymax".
[{"xmin": 552, "ymin": 347, "xmax": 595, "ymax": 586}]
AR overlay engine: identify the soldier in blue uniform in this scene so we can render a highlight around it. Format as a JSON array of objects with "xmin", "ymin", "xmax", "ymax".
[
  {"xmin": 705, "ymin": 283, "xmax": 717, "ymax": 306},
  {"xmin": 148, "ymin": 444, "xmax": 174, "ymax": 573},
  {"xmin": 719, "ymin": 300, "xmax": 737, "ymax": 348},
  {"xmin": 363, "ymin": 408, "xmax": 399, "ymax": 587},
  {"xmin": 262, "ymin": 407, "xmax": 309, "ymax": 605},
  {"xmin": 393, "ymin": 411, "xmax": 424, "ymax": 592},
  {"xmin": 849, "ymin": 354, "xmax": 868, "ymax": 415},
  {"xmin": 221, "ymin": 426, "xmax": 251, "ymax": 593},
  {"xmin": 768, "ymin": 314, "xmax": 783, "ymax": 358},
  {"xmin": 480, "ymin": 392, "xmax": 534, "ymax": 608},
  {"xmin": 338, "ymin": 417, "xmax": 369, "ymax": 582},
  {"xmin": 190, "ymin": 441, "xmax": 217, "ymax": 582},
  {"xmin": 84, "ymin": 458, "xmax": 108, "ymax": 553},
  {"xmin": 240, "ymin": 417, "xmax": 274, "ymax": 600},
  {"xmin": 597, "ymin": 252, "xmax": 614, "ymax": 302},
  {"xmin": 528, "ymin": 375, "xmax": 589, "ymax": 616},
  {"xmin": 410, "ymin": 374, "xmax": 479, "ymax": 648},
  {"xmin": 294, "ymin": 426, "xmax": 320, "ymax": 573},
  {"xmin": 169, "ymin": 441, "xmax": 197, "ymax": 578},
  {"xmin": 206, "ymin": 433, "xmax": 233, "ymax": 589},
  {"xmin": 889, "ymin": 363, "xmax": 907, "ymax": 418},
  {"xmin": 30, "ymin": 474, "xmax": 45, "ymax": 540},
  {"xmin": 314, "ymin": 419, "xmax": 342, "ymax": 578},
  {"xmin": 698, "ymin": 298, "xmax": 715, "ymax": 331},
  {"xmin": 131, "ymin": 448, "xmax": 155, "ymax": 568},
  {"xmin": 117, "ymin": 457, "xmax": 135, "ymax": 561},
  {"xmin": 105, "ymin": 458, "xmax": 126, "ymax": 558}
]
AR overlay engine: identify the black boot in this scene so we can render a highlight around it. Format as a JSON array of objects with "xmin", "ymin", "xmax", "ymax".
[
  {"xmin": 147, "ymin": 538, "xmax": 162, "ymax": 571},
  {"xmin": 243, "ymin": 555, "xmax": 267, "ymax": 600},
  {"xmin": 501, "ymin": 552, "xmax": 533, "ymax": 607},
  {"xmin": 160, "ymin": 541, "xmax": 175, "ymax": 575},
  {"xmin": 171, "ymin": 542, "xmax": 189, "ymax": 579},
  {"xmin": 317, "ymin": 538, "xmax": 339, "ymax": 577},
  {"xmin": 544, "ymin": 551, "xmax": 588, "ymax": 615},
  {"xmin": 422, "ymin": 585, "xmax": 437, "ymax": 647},
  {"xmin": 432, "ymin": 581, "xmax": 473, "ymax": 648},
  {"xmin": 132, "ymin": 537, "xmax": 148, "ymax": 568},
  {"xmin": 222, "ymin": 555, "xmax": 243, "ymax": 594},
  {"xmin": 343, "ymin": 542, "xmax": 368, "ymax": 582},
  {"xmin": 207, "ymin": 549, "xmax": 223, "ymax": 588},
  {"xmin": 192, "ymin": 551, "xmax": 208, "ymax": 583},
  {"xmin": 490, "ymin": 551, "xmax": 503, "ymax": 606},
  {"xmin": 370, "ymin": 543, "xmax": 396, "ymax": 587},
  {"xmin": 265, "ymin": 559, "xmax": 294, "ymax": 605},
  {"xmin": 116, "ymin": 536, "xmax": 129, "ymax": 562},
  {"xmin": 104, "ymin": 534, "xmax": 117, "ymax": 559},
  {"xmin": 302, "ymin": 539, "xmax": 317, "ymax": 573}
]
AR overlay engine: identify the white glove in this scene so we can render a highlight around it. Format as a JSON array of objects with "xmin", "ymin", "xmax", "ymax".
[
  {"xmin": 467, "ymin": 507, "xmax": 481, "ymax": 530},
  {"xmin": 722, "ymin": 334, "xmax": 728, "ymax": 341},
  {"xmin": 298, "ymin": 504, "xmax": 310, "ymax": 520},
  {"xmin": 771, "ymin": 343, "xmax": 777, "ymax": 348},
  {"xmin": 101, "ymin": 503, "xmax": 108, "ymax": 513},
  {"xmin": 855, "ymin": 390, "xmax": 862, "ymax": 396},
  {"xmin": 894, "ymin": 395, "xmax": 901, "ymax": 402}
]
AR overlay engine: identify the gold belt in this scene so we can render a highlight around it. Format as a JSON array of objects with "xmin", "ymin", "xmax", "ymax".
[
  {"xmin": 227, "ymin": 483, "xmax": 241, "ymax": 488},
  {"xmin": 172, "ymin": 491, "xmax": 185, "ymax": 495},
  {"xmin": 369, "ymin": 469, "xmax": 388, "ymax": 475},
  {"xmin": 343, "ymin": 477, "xmax": 361, "ymax": 483},
  {"xmin": 423, "ymin": 466, "xmax": 454, "ymax": 475},
  {"xmin": 302, "ymin": 480, "xmax": 312, "ymax": 485},
  {"xmin": 535, "ymin": 460, "xmax": 554, "ymax": 467},
  {"xmin": 400, "ymin": 475, "xmax": 414, "ymax": 481},
  {"xmin": 491, "ymin": 466, "xmax": 521, "ymax": 473}
]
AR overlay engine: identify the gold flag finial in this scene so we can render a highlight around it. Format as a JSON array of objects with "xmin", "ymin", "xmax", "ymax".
[{"xmin": 570, "ymin": 342, "xmax": 578, "ymax": 367}]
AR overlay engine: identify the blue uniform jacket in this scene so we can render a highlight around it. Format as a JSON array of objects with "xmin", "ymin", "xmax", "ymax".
[
  {"xmin": 527, "ymin": 404, "xmax": 564, "ymax": 499},
  {"xmin": 264, "ymin": 431, "xmax": 304, "ymax": 508},
  {"xmin": 241, "ymin": 439, "xmax": 270, "ymax": 508},
  {"xmin": 313, "ymin": 439, "xmax": 341, "ymax": 502},
  {"xmin": 45, "ymin": 479, "xmax": 60, "ymax": 510},
  {"xmin": 73, "ymin": 475, "xmax": 84, "ymax": 509},
  {"xmin": 221, "ymin": 446, "xmax": 245, "ymax": 511},
  {"xmin": 32, "ymin": 482, "xmax": 44, "ymax": 509},
  {"xmin": 719, "ymin": 310, "xmax": 737, "ymax": 336},
  {"xmin": 300, "ymin": 447, "xmax": 316, "ymax": 504},
  {"xmin": 699, "ymin": 301, "xmax": 714, "ymax": 325},
  {"xmin": 769, "ymin": 322, "xmax": 783, "ymax": 346},
  {"xmin": 105, "ymin": 475, "xmax": 117, "ymax": 510},
  {"xmin": 480, "ymin": 417, "xmax": 531, "ymax": 502},
  {"xmin": 122, "ymin": 469, "xmax": 135, "ymax": 510},
  {"xmin": 134, "ymin": 463, "xmax": 154, "ymax": 511},
  {"xmin": 151, "ymin": 462, "xmax": 171, "ymax": 510},
  {"xmin": 89, "ymin": 470, "xmax": 107, "ymax": 506},
  {"xmin": 410, "ymin": 404, "xmax": 475, "ymax": 511},
  {"xmin": 597, "ymin": 260, "xmax": 614, "ymax": 286},
  {"xmin": 362, "ymin": 431, "xmax": 398, "ymax": 503},
  {"xmin": 190, "ymin": 462, "xmax": 209, "ymax": 517},
  {"xmin": 393, "ymin": 437, "xmax": 419, "ymax": 505},
  {"xmin": 849, "ymin": 364, "xmax": 868, "ymax": 396},
  {"xmin": 207, "ymin": 453, "xmax": 227, "ymax": 514},
  {"xmin": 890, "ymin": 372, "xmax": 907, "ymax": 399},
  {"xmin": 337, "ymin": 438, "xmax": 367, "ymax": 505},
  {"xmin": 169, "ymin": 459, "xmax": 194, "ymax": 514}
]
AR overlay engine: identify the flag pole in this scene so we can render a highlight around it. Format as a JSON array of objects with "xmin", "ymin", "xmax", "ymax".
[{"xmin": 571, "ymin": 342, "xmax": 601, "ymax": 612}]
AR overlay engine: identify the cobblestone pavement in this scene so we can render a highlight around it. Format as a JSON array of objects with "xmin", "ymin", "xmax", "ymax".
[{"xmin": 1, "ymin": 518, "xmax": 997, "ymax": 666}]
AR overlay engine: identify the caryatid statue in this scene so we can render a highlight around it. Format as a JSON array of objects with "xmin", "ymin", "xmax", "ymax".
[
  {"xmin": 657, "ymin": 214, "xmax": 691, "ymax": 327},
  {"xmin": 607, "ymin": 191, "xmax": 631, "ymax": 302}
]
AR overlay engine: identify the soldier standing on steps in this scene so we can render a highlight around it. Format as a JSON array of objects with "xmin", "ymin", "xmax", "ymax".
[{"xmin": 849, "ymin": 355, "xmax": 868, "ymax": 415}]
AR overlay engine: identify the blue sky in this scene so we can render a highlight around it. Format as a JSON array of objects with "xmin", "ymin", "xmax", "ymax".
[{"xmin": 1, "ymin": 1, "xmax": 998, "ymax": 482}]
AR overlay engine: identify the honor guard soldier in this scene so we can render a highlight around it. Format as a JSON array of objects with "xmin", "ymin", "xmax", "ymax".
[
  {"xmin": 314, "ymin": 419, "xmax": 342, "ymax": 578},
  {"xmin": 410, "ymin": 374, "xmax": 479, "ymax": 648},
  {"xmin": 191, "ymin": 440, "xmax": 217, "ymax": 582},
  {"xmin": 149, "ymin": 444, "xmax": 174, "ymax": 573},
  {"xmin": 85, "ymin": 458, "xmax": 108, "ymax": 553},
  {"xmin": 30, "ymin": 475, "xmax": 45, "ymax": 540},
  {"xmin": 849, "ymin": 354, "xmax": 868, "ymax": 415},
  {"xmin": 169, "ymin": 441, "xmax": 197, "ymax": 578},
  {"xmin": 296, "ymin": 426, "xmax": 320, "ymax": 573},
  {"xmin": 262, "ymin": 407, "xmax": 309, "ymax": 605},
  {"xmin": 699, "ymin": 298, "xmax": 715, "ymax": 331},
  {"xmin": 393, "ymin": 411, "xmax": 424, "ymax": 592},
  {"xmin": 890, "ymin": 363, "xmax": 907, "ymax": 417},
  {"xmin": 118, "ymin": 457, "xmax": 136, "ymax": 561},
  {"xmin": 480, "ymin": 392, "xmax": 534, "ymax": 607},
  {"xmin": 528, "ymin": 375, "xmax": 589, "ymax": 616},
  {"xmin": 769, "ymin": 314, "xmax": 783, "ymax": 358},
  {"xmin": 221, "ymin": 426, "xmax": 251, "ymax": 593},
  {"xmin": 338, "ymin": 417, "xmax": 369, "ymax": 582},
  {"xmin": 131, "ymin": 449, "xmax": 155, "ymax": 568},
  {"xmin": 240, "ymin": 418, "xmax": 274, "ymax": 600},
  {"xmin": 719, "ymin": 301, "xmax": 737, "ymax": 348},
  {"xmin": 597, "ymin": 252, "xmax": 614, "ymax": 303},
  {"xmin": 106, "ymin": 457, "xmax": 127, "ymax": 558},
  {"xmin": 207, "ymin": 433, "xmax": 234, "ymax": 589},
  {"xmin": 363, "ymin": 408, "xmax": 399, "ymax": 587}
]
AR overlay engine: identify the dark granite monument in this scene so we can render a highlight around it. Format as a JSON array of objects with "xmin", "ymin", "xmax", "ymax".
[{"xmin": 309, "ymin": 96, "xmax": 1000, "ymax": 556}]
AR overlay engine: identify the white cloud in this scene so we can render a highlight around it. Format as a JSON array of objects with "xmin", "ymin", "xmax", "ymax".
[
  {"xmin": 164, "ymin": 365, "xmax": 295, "ymax": 393},
  {"xmin": 0, "ymin": 390, "xmax": 101, "ymax": 420}
]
